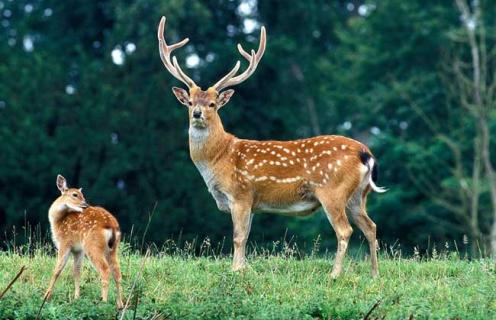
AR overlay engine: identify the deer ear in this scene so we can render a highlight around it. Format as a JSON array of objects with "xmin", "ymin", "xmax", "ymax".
[
  {"xmin": 56, "ymin": 175, "xmax": 68, "ymax": 194},
  {"xmin": 172, "ymin": 87, "xmax": 190, "ymax": 107},
  {"xmin": 217, "ymin": 89, "xmax": 235, "ymax": 109}
]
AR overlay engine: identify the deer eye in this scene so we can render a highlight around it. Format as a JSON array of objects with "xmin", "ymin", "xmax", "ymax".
[
  {"xmin": 209, "ymin": 102, "xmax": 216, "ymax": 108},
  {"xmin": 188, "ymin": 101, "xmax": 193, "ymax": 106},
  {"xmin": 72, "ymin": 193, "xmax": 78, "ymax": 198}
]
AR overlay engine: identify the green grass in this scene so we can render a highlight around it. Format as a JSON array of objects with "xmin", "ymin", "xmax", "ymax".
[{"xmin": 0, "ymin": 243, "xmax": 495, "ymax": 319}]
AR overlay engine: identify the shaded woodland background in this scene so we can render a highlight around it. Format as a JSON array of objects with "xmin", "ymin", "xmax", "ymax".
[{"xmin": 1, "ymin": 0, "xmax": 495, "ymax": 255}]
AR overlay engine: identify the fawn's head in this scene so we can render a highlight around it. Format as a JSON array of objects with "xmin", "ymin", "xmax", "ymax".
[
  {"xmin": 53, "ymin": 175, "xmax": 89, "ymax": 213},
  {"xmin": 157, "ymin": 17, "xmax": 266, "ymax": 130}
]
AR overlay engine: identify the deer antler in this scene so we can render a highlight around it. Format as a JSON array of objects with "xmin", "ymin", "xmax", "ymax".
[
  {"xmin": 157, "ymin": 16, "xmax": 197, "ymax": 88},
  {"xmin": 211, "ymin": 26, "xmax": 266, "ymax": 91}
]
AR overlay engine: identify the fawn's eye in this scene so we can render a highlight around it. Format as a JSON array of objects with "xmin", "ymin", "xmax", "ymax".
[
  {"xmin": 209, "ymin": 102, "xmax": 216, "ymax": 108},
  {"xmin": 188, "ymin": 101, "xmax": 193, "ymax": 106},
  {"xmin": 72, "ymin": 193, "xmax": 78, "ymax": 197}
]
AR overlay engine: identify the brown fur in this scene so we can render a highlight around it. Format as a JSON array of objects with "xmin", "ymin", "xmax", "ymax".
[
  {"xmin": 161, "ymin": 17, "xmax": 379, "ymax": 277},
  {"xmin": 172, "ymin": 86, "xmax": 379, "ymax": 277},
  {"xmin": 44, "ymin": 176, "xmax": 123, "ymax": 308}
]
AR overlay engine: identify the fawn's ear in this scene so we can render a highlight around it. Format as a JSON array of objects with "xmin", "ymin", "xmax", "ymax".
[
  {"xmin": 56, "ymin": 175, "xmax": 68, "ymax": 194},
  {"xmin": 172, "ymin": 87, "xmax": 190, "ymax": 107},
  {"xmin": 217, "ymin": 89, "xmax": 235, "ymax": 109}
]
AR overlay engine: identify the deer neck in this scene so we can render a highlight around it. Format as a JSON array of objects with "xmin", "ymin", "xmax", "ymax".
[
  {"xmin": 48, "ymin": 199, "xmax": 68, "ymax": 226},
  {"xmin": 188, "ymin": 116, "xmax": 233, "ymax": 165},
  {"xmin": 48, "ymin": 198, "xmax": 81, "ymax": 225}
]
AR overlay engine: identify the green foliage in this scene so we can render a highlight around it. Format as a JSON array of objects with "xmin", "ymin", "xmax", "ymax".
[
  {"xmin": 0, "ymin": 245, "xmax": 495, "ymax": 319},
  {"xmin": 0, "ymin": 0, "xmax": 495, "ymax": 252}
]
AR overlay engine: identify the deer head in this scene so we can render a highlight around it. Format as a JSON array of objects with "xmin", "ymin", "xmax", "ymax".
[
  {"xmin": 53, "ymin": 175, "xmax": 89, "ymax": 214},
  {"xmin": 157, "ymin": 17, "xmax": 266, "ymax": 130}
]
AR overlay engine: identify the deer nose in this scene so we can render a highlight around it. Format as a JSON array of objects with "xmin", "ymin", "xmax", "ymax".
[{"xmin": 193, "ymin": 110, "xmax": 202, "ymax": 119}]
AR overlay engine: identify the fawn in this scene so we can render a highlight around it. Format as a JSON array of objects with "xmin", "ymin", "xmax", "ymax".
[
  {"xmin": 44, "ymin": 175, "xmax": 123, "ymax": 308},
  {"xmin": 158, "ymin": 17, "xmax": 386, "ymax": 277}
]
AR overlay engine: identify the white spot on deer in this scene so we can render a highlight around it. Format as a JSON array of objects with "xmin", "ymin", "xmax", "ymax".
[
  {"xmin": 256, "ymin": 176, "xmax": 268, "ymax": 182},
  {"xmin": 337, "ymin": 160, "xmax": 342, "ymax": 166},
  {"xmin": 270, "ymin": 161, "xmax": 274, "ymax": 165},
  {"xmin": 289, "ymin": 160, "xmax": 294, "ymax": 165},
  {"xmin": 275, "ymin": 161, "xmax": 281, "ymax": 166},
  {"xmin": 291, "ymin": 151, "xmax": 296, "ymax": 156},
  {"xmin": 312, "ymin": 166, "xmax": 316, "ymax": 172},
  {"xmin": 246, "ymin": 159, "xmax": 254, "ymax": 165},
  {"xmin": 306, "ymin": 170, "xmax": 312, "ymax": 175},
  {"xmin": 328, "ymin": 163, "xmax": 333, "ymax": 170},
  {"xmin": 297, "ymin": 148, "xmax": 301, "ymax": 153},
  {"xmin": 341, "ymin": 145, "xmax": 347, "ymax": 150},
  {"xmin": 282, "ymin": 163, "xmax": 288, "ymax": 167},
  {"xmin": 303, "ymin": 162, "xmax": 307, "ymax": 168},
  {"xmin": 314, "ymin": 142, "xmax": 319, "ymax": 146},
  {"xmin": 271, "ymin": 151, "xmax": 276, "ymax": 155},
  {"xmin": 283, "ymin": 148, "xmax": 290, "ymax": 153},
  {"xmin": 281, "ymin": 157, "xmax": 288, "ymax": 161},
  {"xmin": 344, "ymin": 155, "xmax": 349, "ymax": 159},
  {"xmin": 333, "ymin": 147, "xmax": 337, "ymax": 151},
  {"xmin": 269, "ymin": 176, "xmax": 277, "ymax": 181}
]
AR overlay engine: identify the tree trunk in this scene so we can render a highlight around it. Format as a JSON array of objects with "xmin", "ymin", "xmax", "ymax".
[{"xmin": 479, "ymin": 119, "xmax": 496, "ymax": 256}]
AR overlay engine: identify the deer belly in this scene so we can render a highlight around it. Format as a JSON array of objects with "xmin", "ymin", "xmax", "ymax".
[{"xmin": 255, "ymin": 201, "xmax": 320, "ymax": 216}]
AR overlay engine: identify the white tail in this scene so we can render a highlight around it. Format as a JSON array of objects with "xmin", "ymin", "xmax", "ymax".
[{"xmin": 367, "ymin": 158, "xmax": 388, "ymax": 193}]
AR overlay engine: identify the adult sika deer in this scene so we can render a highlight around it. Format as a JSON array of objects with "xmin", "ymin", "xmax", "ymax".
[
  {"xmin": 158, "ymin": 17, "xmax": 386, "ymax": 277},
  {"xmin": 44, "ymin": 175, "xmax": 123, "ymax": 308}
]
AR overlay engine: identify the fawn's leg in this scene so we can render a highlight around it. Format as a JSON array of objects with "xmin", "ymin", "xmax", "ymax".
[
  {"xmin": 231, "ymin": 201, "xmax": 253, "ymax": 271},
  {"xmin": 84, "ymin": 242, "xmax": 111, "ymax": 302},
  {"xmin": 108, "ymin": 244, "xmax": 123, "ymax": 309},
  {"xmin": 73, "ymin": 251, "xmax": 85, "ymax": 299},
  {"xmin": 44, "ymin": 246, "xmax": 71, "ymax": 300}
]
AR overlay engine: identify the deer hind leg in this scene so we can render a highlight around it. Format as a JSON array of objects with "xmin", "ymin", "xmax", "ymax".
[
  {"xmin": 84, "ymin": 241, "xmax": 111, "ymax": 302},
  {"xmin": 316, "ymin": 189, "xmax": 353, "ymax": 279},
  {"xmin": 231, "ymin": 201, "xmax": 253, "ymax": 271},
  {"xmin": 73, "ymin": 251, "xmax": 85, "ymax": 299},
  {"xmin": 107, "ymin": 239, "xmax": 123, "ymax": 309},
  {"xmin": 44, "ymin": 246, "xmax": 71, "ymax": 300},
  {"xmin": 347, "ymin": 189, "xmax": 378, "ymax": 277}
]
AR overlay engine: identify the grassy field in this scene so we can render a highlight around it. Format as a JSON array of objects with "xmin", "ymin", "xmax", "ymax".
[{"xmin": 0, "ymin": 242, "xmax": 495, "ymax": 319}]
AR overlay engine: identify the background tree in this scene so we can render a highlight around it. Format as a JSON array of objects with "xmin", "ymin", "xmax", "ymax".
[{"xmin": 1, "ymin": 0, "xmax": 495, "ymax": 255}]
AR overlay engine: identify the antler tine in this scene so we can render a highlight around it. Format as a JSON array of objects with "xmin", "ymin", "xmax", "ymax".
[
  {"xmin": 211, "ymin": 61, "xmax": 242, "ymax": 91},
  {"xmin": 172, "ymin": 56, "xmax": 199, "ymax": 88},
  {"xmin": 212, "ymin": 26, "xmax": 267, "ymax": 91},
  {"xmin": 157, "ymin": 16, "xmax": 197, "ymax": 89}
]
